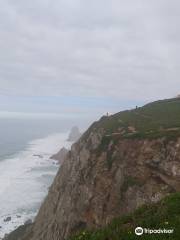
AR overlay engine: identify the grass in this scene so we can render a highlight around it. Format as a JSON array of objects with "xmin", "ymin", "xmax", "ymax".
[
  {"xmin": 89, "ymin": 98, "xmax": 180, "ymax": 140},
  {"xmin": 68, "ymin": 192, "xmax": 180, "ymax": 240},
  {"xmin": 95, "ymin": 136, "xmax": 120, "ymax": 169}
]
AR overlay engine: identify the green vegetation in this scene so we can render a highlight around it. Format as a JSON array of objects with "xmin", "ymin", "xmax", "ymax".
[
  {"xmin": 92, "ymin": 98, "xmax": 180, "ymax": 139},
  {"xmin": 95, "ymin": 136, "xmax": 119, "ymax": 169},
  {"xmin": 69, "ymin": 192, "xmax": 180, "ymax": 240},
  {"xmin": 121, "ymin": 176, "xmax": 142, "ymax": 193}
]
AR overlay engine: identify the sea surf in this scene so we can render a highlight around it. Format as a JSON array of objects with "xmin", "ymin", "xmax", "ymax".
[{"xmin": 0, "ymin": 131, "xmax": 71, "ymax": 238}]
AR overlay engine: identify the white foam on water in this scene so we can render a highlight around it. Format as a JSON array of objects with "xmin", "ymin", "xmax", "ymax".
[{"xmin": 0, "ymin": 132, "xmax": 71, "ymax": 238}]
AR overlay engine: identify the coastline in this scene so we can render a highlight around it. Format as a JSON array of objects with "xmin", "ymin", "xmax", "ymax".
[{"xmin": 0, "ymin": 132, "xmax": 71, "ymax": 238}]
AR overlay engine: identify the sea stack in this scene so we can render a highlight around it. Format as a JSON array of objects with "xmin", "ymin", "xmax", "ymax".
[{"xmin": 67, "ymin": 126, "xmax": 81, "ymax": 142}]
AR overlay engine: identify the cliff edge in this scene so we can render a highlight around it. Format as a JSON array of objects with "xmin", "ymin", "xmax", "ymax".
[{"xmin": 8, "ymin": 98, "xmax": 180, "ymax": 240}]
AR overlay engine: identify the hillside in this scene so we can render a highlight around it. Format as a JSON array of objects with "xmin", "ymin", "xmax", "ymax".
[
  {"xmin": 4, "ymin": 98, "xmax": 180, "ymax": 240},
  {"xmin": 69, "ymin": 192, "xmax": 180, "ymax": 240},
  {"xmin": 88, "ymin": 97, "xmax": 180, "ymax": 139}
]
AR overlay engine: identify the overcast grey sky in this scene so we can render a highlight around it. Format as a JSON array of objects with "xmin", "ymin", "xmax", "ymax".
[{"xmin": 0, "ymin": 0, "xmax": 179, "ymax": 119}]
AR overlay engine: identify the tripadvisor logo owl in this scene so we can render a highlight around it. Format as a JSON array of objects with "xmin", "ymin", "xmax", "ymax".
[
  {"xmin": 135, "ymin": 227, "xmax": 144, "ymax": 236},
  {"xmin": 135, "ymin": 227, "xmax": 174, "ymax": 236}
]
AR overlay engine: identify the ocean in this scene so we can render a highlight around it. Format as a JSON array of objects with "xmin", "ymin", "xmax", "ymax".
[{"xmin": 0, "ymin": 118, "xmax": 78, "ymax": 238}]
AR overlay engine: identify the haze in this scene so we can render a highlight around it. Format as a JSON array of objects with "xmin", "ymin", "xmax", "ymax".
[{"xmin": 0, "ymin": 0, "xmax": 179, "ymax": 119}]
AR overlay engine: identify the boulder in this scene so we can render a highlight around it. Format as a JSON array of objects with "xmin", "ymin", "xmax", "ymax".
[
  {"xmin": 24, "ymin": 219, "xmax": 32, "ymax": 225},
  {"xmin": 4, "ymin": 217, "xmax": 11, "ymax": 222}
]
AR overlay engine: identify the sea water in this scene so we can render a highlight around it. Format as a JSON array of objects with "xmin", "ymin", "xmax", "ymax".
[{"xmin": 0, "ymin": 118, "xmax": 74, "ymax": 238}]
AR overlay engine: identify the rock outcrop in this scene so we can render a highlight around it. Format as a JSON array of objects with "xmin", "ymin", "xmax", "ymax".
[
  {"xmin": 3, "ymin": 223, "xmax": 33, "ymax": 240},
  {"xmin": 50, "ymin": 147, "xmax": 69, "ymax": 164}
]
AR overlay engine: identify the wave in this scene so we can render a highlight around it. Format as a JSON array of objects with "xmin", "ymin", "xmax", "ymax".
[{"xmin": 0, "ymin": 132, "xmax": 71, "ymax": 238}]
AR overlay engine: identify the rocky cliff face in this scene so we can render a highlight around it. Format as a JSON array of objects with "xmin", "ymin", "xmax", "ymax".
[
  {"xmin": 21, "ymin": 127, "xmax": 180, "ymax": 240},
  {"xmin": 11, "ymin": 98, "xmax": 180, "ymax": 240}
]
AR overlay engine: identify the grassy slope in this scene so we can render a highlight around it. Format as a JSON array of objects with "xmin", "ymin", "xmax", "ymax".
[
  {"xmin": 92, "ymin": 98, "xmax": 180, "ymax": 139},
  {"xmin": 69, "ymin": 193, "xmax": 180, "ymax": 240}
]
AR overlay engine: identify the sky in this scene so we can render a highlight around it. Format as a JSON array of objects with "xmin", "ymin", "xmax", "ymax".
[{"xmin": 0, "ymin": 0, "xmax": 179, "ymax": 120}]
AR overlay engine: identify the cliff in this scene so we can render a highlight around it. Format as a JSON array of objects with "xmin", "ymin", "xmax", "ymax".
[
  {"xmin": 6, "ymin": 98, "xmax": 180, "ymax": 240},
  {"xmin": 69, "ymin": 192, "xmax": 180, "ymax": 240}
]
